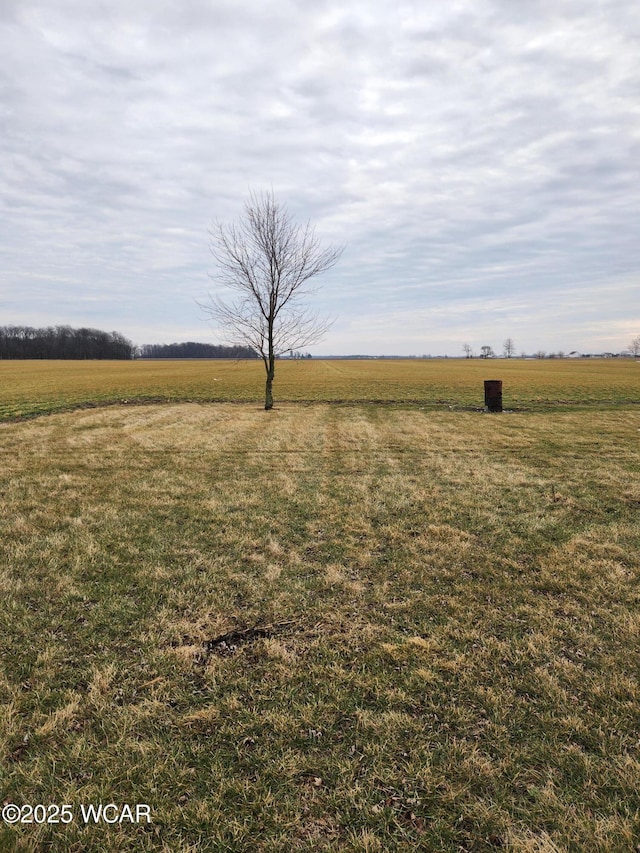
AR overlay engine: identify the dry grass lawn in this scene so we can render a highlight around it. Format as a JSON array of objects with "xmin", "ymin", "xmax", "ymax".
[{"xmin": 0, "ymin": 402, "xmax": 638, "ymax": 851}]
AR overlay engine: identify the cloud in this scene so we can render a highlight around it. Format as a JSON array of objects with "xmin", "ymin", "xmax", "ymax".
[{"xmin": 1, "ymin": 0, "xmax": 638, "ymax": 353}]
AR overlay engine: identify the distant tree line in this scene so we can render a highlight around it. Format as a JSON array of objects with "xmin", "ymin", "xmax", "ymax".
[
  {"xmin": 463, "ymin": 338, "xmax": 639, "ymax": 359},
  {"xmin": 0, "ymin": 325, "xmax": 134, "ymax": 359},
  {"xmin": 138, "ymin": 342, "xmax": 258, "ymax": 359}
]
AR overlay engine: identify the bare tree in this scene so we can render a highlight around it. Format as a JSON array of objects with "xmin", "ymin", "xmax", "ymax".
[
  {"xmin": 480, "ymin": 345, "xmax": 495, "ymax": 359},
  {"xmin": 200, "ymin": 190, "xmax": 343, "ymax": 409},
  {"xmin": 462, "ymin": 343, "xmax": 473, "ymax": 359},
  {"xmin": 503, "ymin": 337, "xmax": 516, "ymax": 358},
  {"xmin": 629, "ymin": 335, "xmax": 640, "ymax": 357}
]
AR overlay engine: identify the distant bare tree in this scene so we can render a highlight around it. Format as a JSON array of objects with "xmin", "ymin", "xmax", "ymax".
[
  {"xmin": 503, "ymin": 337, "xmax": 516, "ymax": 358},
  {"xmin": 480, "ymin": 345, "xmax": 495, "ymax": 359},
  {"xmin": 462, "ymin": 343, "xmax": 473, "ymax": 359},
  {"xmin": 629, "ymin": 335, "xmax": 640, "ymax": 357},
  {"xmin": 200, "ymin": 190, "xmax": 343, "ymax": 409},
  {"xmin": 535, "ymin": 350, "xmax": 547, "ymax": 359}
]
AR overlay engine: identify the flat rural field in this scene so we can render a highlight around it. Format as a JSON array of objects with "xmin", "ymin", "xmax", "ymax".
[
  {"xmin": 0, "ymin": 358, "xmax": 638, "ymax": 420},
  {"xmin": 0, "ymin": 365, "xmax": 639, "ymax": 851}
]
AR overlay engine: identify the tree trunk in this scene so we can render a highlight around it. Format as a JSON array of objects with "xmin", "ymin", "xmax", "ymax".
[
  {"xmin": 264, "ymin": 346, "xmax": 275, "ymax": 410},
  {"xmin": 264, "ymin": 323, "xmax": 275, "ymax": 410},
  {"xmin": 265, "ymin": 373, "xmax": 274, "ymax": 410}
]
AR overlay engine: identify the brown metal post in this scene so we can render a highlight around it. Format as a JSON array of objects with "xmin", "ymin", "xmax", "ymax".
[{"xmin": 484, "ymin": 380, "xmax": 503, "ymax": 412}]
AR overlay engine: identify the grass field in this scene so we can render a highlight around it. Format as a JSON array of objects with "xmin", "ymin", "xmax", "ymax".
[
  {"xmin": 0, "ymin": 358, "xmax": 638, "ymax": 420},
  {"xmin": 0, "ymin": 363, "xmax": 639, "ymax": 851}
]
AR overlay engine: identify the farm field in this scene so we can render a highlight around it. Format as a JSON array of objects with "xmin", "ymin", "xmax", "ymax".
[
  {"xmin": 0, "ymin": 357, "xmax": 638, "ymax": 420},
  {"xmin": 0, "ymin": 396, "xmax": 638, "ymax": 851}
]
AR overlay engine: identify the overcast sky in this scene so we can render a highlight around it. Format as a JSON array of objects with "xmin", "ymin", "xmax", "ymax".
[{"xmin": 1, "ymin": 0, "xmax": 638, "ymax": 355}]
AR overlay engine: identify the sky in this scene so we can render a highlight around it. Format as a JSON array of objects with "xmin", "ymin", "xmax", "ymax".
[{"xmin": 1, "ymin": 0, "xmax": 639, "ymax": 356}]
